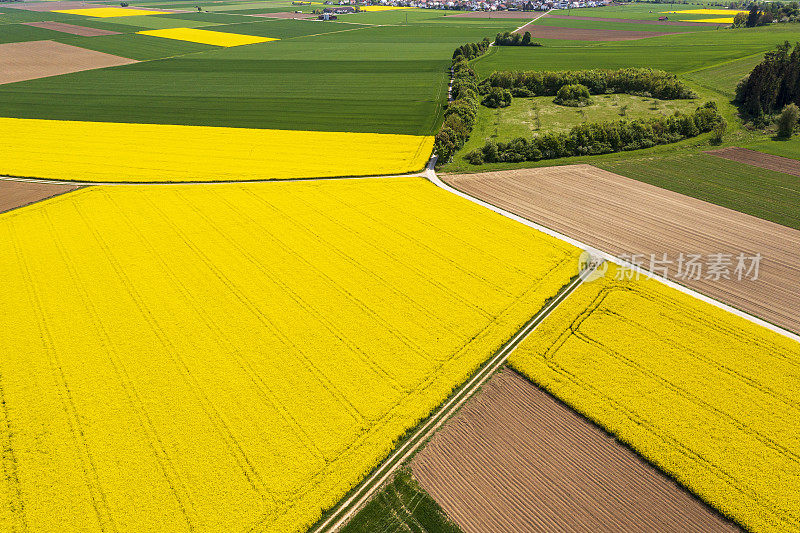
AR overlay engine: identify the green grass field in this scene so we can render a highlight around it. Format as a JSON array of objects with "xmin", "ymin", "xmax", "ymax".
[
  {"xmin": 533, "ymin": 16, "xmax": 717, "ymax": 32},
  {"xmin": 598, "ymin": 153, "xmax": 800, "ymax": 229},
  {"xmin": 456, "ymin": 94, "xmax": 701, "ymax": 163},
  {"xmin": 683, "ymin": 53, "xmax": 766, "ymax": 97},
  {"xmin": 473, "ymin": 24, "xmax": 800, "ymax": 76},
  {"xmin": 339, "ymin": 470, "xmax": 461, "ymax": 533},
  {"xmin": 746, "ymin": 137, "xmax": 800, "ymax": 160},
  {"xmin": 0, "ymin": 12, "xmax": 520, "ymax": 136}
]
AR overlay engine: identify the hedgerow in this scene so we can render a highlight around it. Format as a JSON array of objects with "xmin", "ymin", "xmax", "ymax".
[
  {"xmin": 435, "ymin": 38, "xmax": 490, "ymax": 163},
  {"xmin": 480, "ymin": 67, "xmax": 697, "ymax": 100}
]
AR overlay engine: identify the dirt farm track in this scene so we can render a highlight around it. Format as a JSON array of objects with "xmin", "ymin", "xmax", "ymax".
[
  {"xmin": 443, "ymin": 165, "xmax": 800, "ymax": 334},
  {"xmin": 411, "ymin": 369, "xmax": 739, "ymax": 532}
]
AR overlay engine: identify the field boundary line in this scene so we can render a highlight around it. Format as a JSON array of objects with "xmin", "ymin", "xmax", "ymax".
[
  {"xmin": 309, "ymin": 258, "xmax": 600, "ymax": 532},
  {"xmin": 429, "ymin": 163, "xmax": 800, "ymax": 344}
]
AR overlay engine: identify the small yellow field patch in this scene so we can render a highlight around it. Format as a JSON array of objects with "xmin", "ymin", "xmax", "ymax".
[
  {"xmin": 359, "ymin": 5, "xmax": 413, "ymax": 11},
  {"xmin": 53, "ymin": 7, "xmax": 172, "ymax": 17},
  {"xmin": 137, "ymin": 27, "xmax": 276, "ymax": 47},
  {"xmin": 661, "ymin": 8, "xmax": 747, "ymax": 14},
  {"xmin": 679, "ymin": 17, "xmax": 734, "ymax": 23},
  {"xmin": 0, "ymin": 117, "xmax": 434, "ymax": 182}
]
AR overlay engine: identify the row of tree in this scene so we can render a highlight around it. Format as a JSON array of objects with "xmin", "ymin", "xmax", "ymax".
[
  {"xmin": 435, "ymin": 41, "xmax": 490, "ymax": 163},
  {"xmin": 494, "ymin": 32, "xmax": 542, "ymax": 47},
  {"xmin": 465, "ymin": 103, "xmax": 724, "ymax": 165},
  {"xmin": 481, "ymin": 68, "xmax": 696, "ymax": 101},
  {"xmin": 735, "ymin": 41, "xmax": 800, "ymax": 117}
]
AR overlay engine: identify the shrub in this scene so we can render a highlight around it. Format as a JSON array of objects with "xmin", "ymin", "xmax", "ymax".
[
  {"xmin": 554, "ymin": 84, "xmax": 592, "ymax": 107},
  {"xmin": 710, "ymin": 118, "xmax": 727, "ymax": 144},
  {"xmin": 776, "ymin": 103, "xmax": 799, "ymax": 138},
  {"xmin": 482, "ymin": 87, "xmax": 512, "ymax": 108},
  {"xmin": 494, "ymin": 31, "xmax": 542, "ymax": 47}
]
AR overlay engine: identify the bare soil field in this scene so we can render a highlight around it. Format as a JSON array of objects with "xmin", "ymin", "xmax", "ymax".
[
  {"xmin": 445, "ymin": 11, "xmax": 546, "ymax": 19},
  {"xmin": 443, "ymin": 164, "xmax": 800, "ymax": 333},
  {"xmin": 23, "ymin": 21, "xmax": 121, "ymax": 36},
  {"xmin": 0, "ymin": 40, "xmax": 137, "ymax": 85},
  {"xmin": 706, "ymin": 147, "xmax": 800, "ymax": 177},
  {"xmin": 0, "ymin": 179, "xmax": 80, "ymax": 214},
  {"xmin": 545, "ymin": 14, "xmax": 720, "ymax": 26},
  {"xmin": 8, "ymin": 1, "xmax": 107, "ymax": 11},
  {"xmin": 411, "ymin": 369, "xmax": 740, "ymax": 533},
  {"xmin": 512, "ymin": 22, "xmax": 677, "ymax": 40}
]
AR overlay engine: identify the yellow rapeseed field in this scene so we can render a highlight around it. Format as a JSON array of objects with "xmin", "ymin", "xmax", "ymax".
[
  {"xmin": 0, "ymin": 117, "xmax": 433, "ymax": 182},
  {"xmin": 661, "ymin": 8, "xmax": 747, "ymax": 14},
  {"xmin": 510, "ymin": 263, "xmax": 800, "ymax": 533},
  {"xmin": 679, "ymin": 17, "xmax": 735, "ymax": 23},
  {"xmin": 137, "ymin": 28, "xmax": 277, "ymax": 47},
  {"xmin": 53, "ymin": 7, "xmax": 172, "ymax": 17},
  {"xmin": 0, "ymin": 177, "xmax": 580, "ymax": 532}
]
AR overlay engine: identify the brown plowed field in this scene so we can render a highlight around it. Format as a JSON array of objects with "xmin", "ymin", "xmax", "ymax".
[
  {"xmin": 0, "ymin": 40, "xmax": 137, "ymax": 85},
  {"xmin": 411, "ymin": 369, "xmax": 740, "ymax": 533},
  {"xmin": 545, "ymin": 14, "xmax": 721, "ymax": 25},
  {"xmin": 0, "ymin": 180, "xmax": 80, "ymax": 214},
  {"xmin": 23, "ymin": 21, "xmax": 121, "ymax": 36},
  {"xmin": 705, "ymin": 147, "xmax": 800, "ymax": 177},
  {"xmin": 446, "ymin": 10, "xmax": 546, "ymax": 19},
  {"xmin": 443, "ymin": 164, "xmax": 800, "ymax": 333},
  {"xmin": 512, "ymin": 22, "xmax": 676, "ymax": 39}
]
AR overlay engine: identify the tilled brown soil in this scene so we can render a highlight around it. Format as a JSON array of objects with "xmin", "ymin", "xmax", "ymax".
[
  {"xmin": 411, "ymin": 369, "xmax": 740, "ymax": 533},
  {"xmin": 545, "ymin": 14, "xmax": 724, "ymax": 25},
  {"xmin": 23, "ymin": 21, "xmax": 121, "ymax": 36},
  {"xmin": 443, "ymin": 164, "xmax": 800, "ymax": 333},
  {"xmin": 513, "ymin": 22, "xmax": 677, "ymax": 39},
  {"xmin": 0, "ymin": 180, "xmax": 80, "ymax": 214},
  {"xmin": 0, "ymin": 40, "xmax": 138, "ymax": 85},
  {"xmin": 705, "ymin": 147, "xmax": 800, "ymax": 177}
]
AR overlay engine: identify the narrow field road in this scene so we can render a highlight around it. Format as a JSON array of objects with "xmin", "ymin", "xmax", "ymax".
[{"xmin": 310, "ymin": 257, "xmax": 601, "ymax": 533}]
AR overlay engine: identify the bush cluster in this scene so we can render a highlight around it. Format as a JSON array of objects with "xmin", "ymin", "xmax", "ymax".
[
  {"xmin": 735, "ymin": 41, "xmax": 800, "ymax": 118},
  {"xmin": 434, "ymin": 39, "xmax": 490, "ymax": 163},
  {"xmin": 553, "ymin": 84, "xmax": 592, "ymax": 107},
  {"xmin": 482, "ymin": 87, "xmax": 512, "ymax": 108},
  {"xmin": 777, "ymin": 103, "xmax": 799, "ymax": 138},
  {"xmin": 480, "ymin": 68, "xmax": 696, "ymax": 100},
  {"xmin": 494, "ymin": 31, "xmax": 542, "ymax": 47},
  {"xmin": 465, "ymin": 102, "xmax": 723, "ymax": 165}
]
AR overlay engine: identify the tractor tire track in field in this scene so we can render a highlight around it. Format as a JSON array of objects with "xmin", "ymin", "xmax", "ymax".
[
  {"xmin": 0, "ymin": 372, "xmax": 27, "ymax": 533},
  {"xmin": 309, "ymin": 259, "xmax": 601, "ymax": 532}
]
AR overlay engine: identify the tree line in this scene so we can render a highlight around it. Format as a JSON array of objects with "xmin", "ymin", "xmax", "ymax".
[
  {"xmin": 736, "ymin": 41, "xmax": 800, "ymax": 117},
  {"xmin": 481, "ymin": 68, "xmax": 696, "ymax": 100},
  {"xmin": 435, "ymin": 39, "xmax": 490, "ymax": 164}
]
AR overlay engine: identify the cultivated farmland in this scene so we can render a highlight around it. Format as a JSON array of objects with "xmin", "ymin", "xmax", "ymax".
[
  {"xmin": 0, "ymin": 117, "xmax": 433, "ymax": 181},
  {"xmin": 0, "ymin": 176, "xmax": 580, "ymax": 532},
  {"xmin": 443, "ymin": 165, "xmax": 800, "ymax": 333},
  {"xmin": 411, "ymin": 369, "xmax": 739, "ymax": 533},
  {"xmin": 509, "ymin": 262, "xmax": 800, "ymax": 533},
  {"xmin": 0, "ymin": 179, "xmax": 80, "ymax": 214}
]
